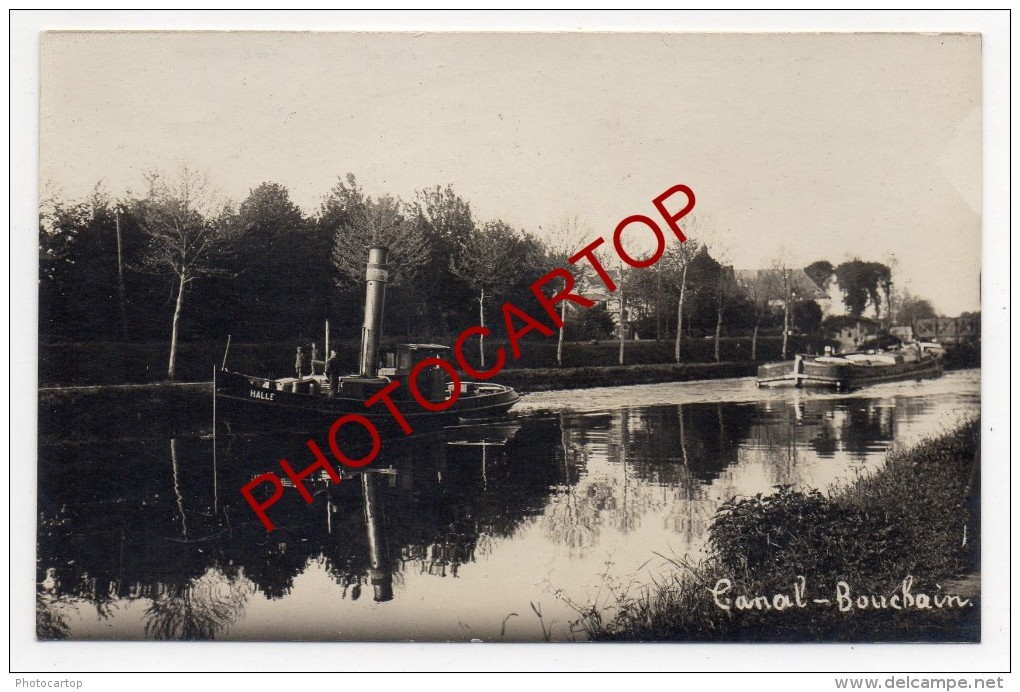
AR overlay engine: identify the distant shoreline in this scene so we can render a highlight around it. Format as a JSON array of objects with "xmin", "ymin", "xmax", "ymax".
[{"xmin": 38, "ymin": 356, "xmax": 979, "ymax": 396}]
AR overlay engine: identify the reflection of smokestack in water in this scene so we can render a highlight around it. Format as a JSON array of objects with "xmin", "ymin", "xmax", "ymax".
[
  {"xmin": 359, "ymin": 247, "xmax": 389, "ymax": 378},
  {"xmin": 362, "ymin": 473, "xmax": 393, "ymax": 602}
]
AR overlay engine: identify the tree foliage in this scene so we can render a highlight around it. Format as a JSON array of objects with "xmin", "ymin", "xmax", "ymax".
[
  {"xmin": 895, "ymin": 290, "xmax": 939, "ymax": 324},
  {"xmin": 323, "ymin": 174, "xmax": 429, "ymax": 288},
  {"xmin": 136, "ymin": 168, "xmax": 233, "ymax": 278},
  {"xmin": 39, "ymin": 188, "xmax": 121, "ymax": 341},
  {"xmin": 804, "ymin": 260, "xmax": 835, "ymax": 290},
  {"xmin": 449, "ymin": 220, "xmax": 523, "ymax": 297},
  {"xmin": 224, "ymin": 182, "xmax": 333, "ymax": 340},
  {"xmin": 792, "ymin": 299, "xmax": 823, "ymax": 335},
  {"xmin": 42, "ymin": 169, "xmax": 881, "ymax": 384},
  {"xmin": 835, "ymin": 259, "xmax": 892, "ymax": 319},
  {"xmin": 406, "ymin": 184, "xmax": 477, "ymax": 336}
]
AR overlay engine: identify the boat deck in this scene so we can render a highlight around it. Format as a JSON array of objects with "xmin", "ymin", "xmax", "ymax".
[{"xmin": 756, "ymin": 353, "xmax": 944, "ymax": 391}]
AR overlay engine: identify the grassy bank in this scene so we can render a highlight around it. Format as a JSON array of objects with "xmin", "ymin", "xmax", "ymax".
[{"xmin": 584, "ymin": 420, "xmax": 981, "ymax": 642}]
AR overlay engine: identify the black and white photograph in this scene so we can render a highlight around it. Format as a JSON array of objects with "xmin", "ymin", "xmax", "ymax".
[{"xmin": 13, "ymin": 10, "xmax": 1010, "ymax": 679}]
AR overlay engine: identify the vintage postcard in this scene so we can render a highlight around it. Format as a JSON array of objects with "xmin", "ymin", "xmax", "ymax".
[{"xmin": 18, "ymin": 14, "xmax": 1007, "ymax": 676}]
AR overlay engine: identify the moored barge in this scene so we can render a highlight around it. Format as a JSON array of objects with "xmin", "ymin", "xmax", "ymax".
[{"xmin": 756, "ymin": 343, "xmax": 945, "ymax": 392}]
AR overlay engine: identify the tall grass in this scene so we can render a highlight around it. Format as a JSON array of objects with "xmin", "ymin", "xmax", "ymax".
[{"xmin": 585, "ymin": 419, "xmax": 981, "ymax": 642}]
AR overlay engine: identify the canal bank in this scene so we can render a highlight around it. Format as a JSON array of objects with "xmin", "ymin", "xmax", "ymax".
[
  {"xmin": 37, "ymin": 361, "xmax": 757, "ymax": 437},
  {"xmin": 495, "ymin": 361, "xmax": 756, "ymax": 392},
  {"xmin": 38, "ymin": 382, "xmax": 212, "ymax": 440},
  {"xmin": 583, "ymin": 418, "xmax": 981, "ymax": 642},
  {"xmin": 37, "ymin": 356, "xmax": 980, "ymax": 438}
]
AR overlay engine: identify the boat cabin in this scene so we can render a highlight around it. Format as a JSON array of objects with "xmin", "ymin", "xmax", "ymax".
[
  {"xmin": 379, "ymin": 344, "xmax": 451, "ymax": 377},
  {"xmin": 378, "ymin": 343, "xmax": 453, "ymax": 403}
]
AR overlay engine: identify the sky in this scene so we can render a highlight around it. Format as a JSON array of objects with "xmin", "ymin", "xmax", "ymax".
[{"xmin": 39, "ymin": 30, "xmax": 982, "ymax": 315}]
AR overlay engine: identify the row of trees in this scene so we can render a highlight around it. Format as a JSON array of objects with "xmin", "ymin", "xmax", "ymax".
[{"xmin": 39, "ymin": 167, "xmax": 938, "ymax": 380}]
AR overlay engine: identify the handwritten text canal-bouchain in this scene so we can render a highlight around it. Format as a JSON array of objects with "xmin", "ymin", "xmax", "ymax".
[{"xmin": 709, "ymin": 575, "xmax": 972, "ymax": 613}]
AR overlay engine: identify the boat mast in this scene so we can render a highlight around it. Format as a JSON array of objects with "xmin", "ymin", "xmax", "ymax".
[{"xmin": 359, "ymin": 246, "xmax": 389, "ymax": 378}]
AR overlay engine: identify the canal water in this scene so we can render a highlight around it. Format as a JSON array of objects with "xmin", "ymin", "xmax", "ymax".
[{"xmin": 36, "ymin": 370, "xmax": 980, "ymax": 642}]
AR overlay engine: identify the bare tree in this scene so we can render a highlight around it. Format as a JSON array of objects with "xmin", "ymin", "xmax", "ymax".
[
  {"xmin": 711, "ymin": 262, "xmax": 739, "ymax": 362},
  {"xmin": 768, "ymin": 255, "xmax": 799, "ymax": 360},
  {"xmin": 659, "ymin": 238, "xmax": 701, "ymax": 363},
  {"xmin": 450, "ymin": 221, "xmax": 521, "ymax": 368},
  {"xmin": 736, "ymin": 269, "xmax": 777, "ymax": 361},
  {"xmin": 136, "ymin": 166, "xmax": 234, "ymax": 381},
  {"xmin": 542, "ymin": 216, "xmax": 594, "ymax": 366}
]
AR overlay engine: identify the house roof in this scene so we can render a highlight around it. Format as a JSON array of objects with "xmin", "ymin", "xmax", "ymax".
[{"xmin": 733, "ymin": 268, "xmax": 829, "ymax": 300}]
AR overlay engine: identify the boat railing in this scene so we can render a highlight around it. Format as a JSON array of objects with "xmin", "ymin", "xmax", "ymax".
[{"xmin": 243, "ymin": 372, "xmax": 330, "ymax": 395}]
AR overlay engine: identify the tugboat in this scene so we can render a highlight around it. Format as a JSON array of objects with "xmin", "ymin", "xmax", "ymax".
[
  {"xmin": 215, "ymin": 247, "xmax": 520, "ymax": 432},
  {"xmin": 756, "ymin": 342, "xmax": 945, "ymax": 392}
]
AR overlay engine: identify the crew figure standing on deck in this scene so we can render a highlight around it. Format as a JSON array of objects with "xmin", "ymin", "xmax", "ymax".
[
  {"xmin": 310, "ymin": 342, "xmax": 319, "ymax": 374},
  {"xmin": 324, "ymin": 349, "xmax": 339, "ymax": 397},
  {"xmin": 295, "ymin": 347, "xmax": 307, "ymax": 378}
]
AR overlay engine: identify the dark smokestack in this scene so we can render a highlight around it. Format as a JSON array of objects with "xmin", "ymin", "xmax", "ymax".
[{"xmin": 359, "ymin": 247, "xmax": 389, "ymax": 378}]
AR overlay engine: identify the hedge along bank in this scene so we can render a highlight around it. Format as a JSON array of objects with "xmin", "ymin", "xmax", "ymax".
[{"xmin": 241, "ymin": 183, "xmax": 696, "ymax": 531}]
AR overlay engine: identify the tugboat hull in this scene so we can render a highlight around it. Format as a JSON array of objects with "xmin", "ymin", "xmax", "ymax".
[{"xmin": 215, "ymin": 368, "xmax": 520, "ymax": 434}]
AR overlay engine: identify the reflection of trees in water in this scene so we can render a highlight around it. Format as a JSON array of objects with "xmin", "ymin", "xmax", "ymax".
[
  {"xmin": 836, "ymin": 402, "xmax": 893, "ymax": 461},
  {"xmin": 317, "ymin": 554, "xmax": 365, "ymax": 600},
  {"xmin": 810, "ymin": 415, "xmax": 839, "ymax": 458},
  {"xmin": 401, "ymin": 538, "xmax": 476, "ymax": 578},
  {"xmin": 36, "ymin": 568, "xmax": 72, "ymax": 640},
  {"xmin": 541, "ymin": 405, "xmax": 753, "ymax": 555},
  {"xmin": 743, "ymin": 397, "xmax": 902, "ymax": 478},
  {"xmin": 170, "ymin": 438, "xmax": 188, "ymax": 538},
  {"xmin": 607, "ymin": 411, "xmax": 642, "ymax": 535},
  {"xmin": 542, "ymin": 468, "xmax": 686, "ymax": 557},
  {"xmin": 660, "ymin": 464, "xmax": 713, "ymax": 546},
  {"xmin": 36, "ymin": 591, "xmax": 71, "ymax": 640},
  {"xmin": 661, "ymin": 497, "xmax": 714, "ymax": 546},
  {"xmin": 627, "ymin": 404, "xmax": 755, "ymax": 486},
  {"xmin": 38, "ymin": 417, "xmax": 566, "ymax": 637},
  {"xmin": 36, "ymin": 567, "xmax": 123, "ymax": 640},
  {"xmin": 143, "ymin": 568, "xmax": 255, "ymax": 641},
  {"xmin": 49, "ymin": 398, "xmax": 917, "ymax": 637},
  {"xmin": 895, "ymin": 396, "xmax": 933, "ymax": 421},
  {"xmin": 542, "ymin": 478, "xmax": 613, "ymax": 555},
  {"xmin": 755, "ymin": 403, "xmax": 803, "ymax": 488},
  {"xmin": 37, "ymin": 389, "xmax": 949, "ymax": 640},
  {"xmin": 379, "ymin": 428, "xmax": 554, "ymax": 579},
  {"xmin": 234, "ymin": 540, "xmax": 313, "ymax": 601}
]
